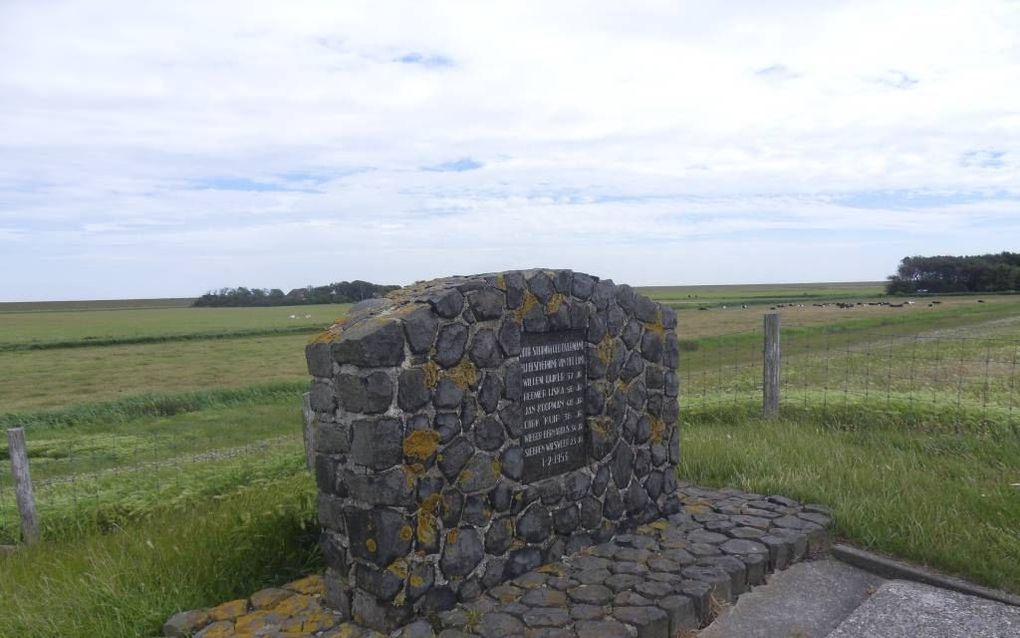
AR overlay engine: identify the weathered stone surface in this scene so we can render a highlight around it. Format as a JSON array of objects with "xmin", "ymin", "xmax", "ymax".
[
  {"xmin": 457, "ymin": 453, "xmax": 500, "ymax": 493},
  {"xmin": 575, "ymin": 620, "xmax": 630, "ymax": 638},
  {"xmin": 438, "ymin": 436, "xmax": 474, "ymax": 480},
  {"xmin": 398, "ymin": 368, "xmax": 430, "ymax": 411},
  {"xmin": 613, "ymin": 605, "xmax": 669, "ymax": 638},
  {"xmin": 485, "ymin": 517, "xmax": 514, "ymax": 554},
  {"xmin": 345, "ymin": 506, "xmax": 412, "ymax": 568},
  {"xmin": 478, "ymin": 611, "xmax": 525, "ymax": 637},
  {"xmin": 426, "ymin": 289, "xmax": 465, "ymax": 319},
  {"xmin": 435, "ymin": 323, "xmax": 469, "ymax": 368},
  {"xmin": 441, "ymin": 527, "xmax": 484, "ymax": 579},
  {"xmin": 504, "ymin": 547, "xmax": 542, "ymax": 579},
  {"xmin": 402, "ymin": 304, "xmax": 440, "ymax": 354},
  {"xmin": 478, "ymin": 373, "xmax": 501, "ymax": 413},
  {"xmin": 333, "ymin": 319, "xmax": 406, "ymax": 367},
  {"xmin": 351, "ymin": 418, "xmax": 403, "ymax": 470},
  {"xmin": 163, "ymin": 609, "xmax": 210, "ymax": 637},
  {"xmin": 343, "ymin": 467, "xmax": 414, "ymax": 507},
  {"xmin": 474, "ymin": 416, "xmax": 505, "ymax": 451},
  {"xmin": 469, "ymin": 329, "xmax": 503, "ymax": 368},
  {"xmin": 518, "ymin": 503, "xmax": 553, "ymax": 543},
  {"xmin": 500, "ymin": 446, "xmax": 523, "ymax": 481}
]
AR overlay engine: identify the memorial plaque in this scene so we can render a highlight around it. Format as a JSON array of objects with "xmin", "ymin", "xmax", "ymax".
[{"xmin": 520, "ymin": 330, "xmax": 587, "ymax": 482}]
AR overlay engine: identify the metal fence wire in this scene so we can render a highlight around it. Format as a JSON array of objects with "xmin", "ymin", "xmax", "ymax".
[{"xmin": 680, "ymin": 318, "xmax": 1020, "ymax": 434}]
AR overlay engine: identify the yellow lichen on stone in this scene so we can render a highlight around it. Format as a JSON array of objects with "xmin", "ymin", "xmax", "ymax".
[
  {"xmin": 545, "ymin": 293, "xmax": 564, "ymax": 314},
  {"xmin": 417, "ymin": 494, "xmax": 442, "ymax": 545},
  {"xmin": 403, "ymin": 463, "xmax": 425, "ymax": 489},
  {"xmin": 365, "ymin": 538, "xmax": 377, "ymax": 553},
  {"xmin": 410, "ymin": 574, "xmax": 424, "ymax": 588},
  {"xmin": 194, "ymin": 620, "xmax": 234, "ymax": 638},
  {"xmin": 537, "ymin": 563, "xmax": 565, "ymax": 576},
  {"xmin": 283, "ymin": 574, "xmax": 325, "ymax": 596},
  {"xmin": 491, "ymin": 459, "xmax": 502, "ymax": 476},
  {"xmin": 447, "ymin": 359, "xmax": 477, "ymax": 389},
  {"xmin": 234, "ymin": 610, "xmax": 274, "ymax": 634},
  {"xmin": 447, "ymin": 528, "xmax": 459, "ymax": 544},
  {"xmin": 650, "ymin": 520, "xmax": 669, "ymax": 530},
  {"xmin": 387, "ymin": 558, "xmax": 409, "ymax": 579},
  {"xmin": 596, "ymin": 334, "xmax": 615, "ymax": 365},
  {"xmin": 399, "ymin": 525, "xmax": 413, "ymax": 542},
  {"xmin": 209, "ymin": 599, "xmax": 249, "ymax": 621},
  {"xmin": 309, "ymin": 321, "xmax": 345, "ymax": 345},
  {"xmin": 392, "ymin": 591, "xmax": 407, "ymax": 608},
  {"xmin": 685, "ymin": 503, "xmax": 710, "ymax": 514},
  {"xmin": 423, "ymin": 361, "xmax": 442, "ymax": 389},
  {"xmin": 250, "ymin": 587, "xmax": 293, "ymax": 610},
  {"xmin": 301, "ymin": 610, "xmax": 339, "ymax": 633},
  {"xmin": 272, "ymin": 593, "xmax": 316, "ymax": 616},
  {"xmin": 496, "ymin": 274, "xmax": 507, "ymax": 291},
  {"xmin": 649, "ymin": 416, "xmax": 666, "ymax": 444},
  {"xmin": 589, "ymin": 416, "xmax": 612, "ymax": 437},
  {"xmin": 403, "ymin": 430, "xmax": 440, "ymax": 461},
  {"xmin": 513, "ymin": 291, "xmax": 539, "ymax": 322}
]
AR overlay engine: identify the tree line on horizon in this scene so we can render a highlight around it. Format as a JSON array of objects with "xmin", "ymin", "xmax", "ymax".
[
  {"xmin": 192, "ymin": 280, "xmax": 400, "ymax": 307},
  {"xmin": 886, "ymin": 251, "xmax": 1020, "ymax": 294}
]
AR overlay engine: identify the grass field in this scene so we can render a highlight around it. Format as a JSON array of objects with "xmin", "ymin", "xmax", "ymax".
[{"xmin": 1, "ymin": 282, "xmax": 1018, "ymax": 637}]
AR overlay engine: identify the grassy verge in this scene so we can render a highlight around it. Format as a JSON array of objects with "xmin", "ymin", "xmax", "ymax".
[
  {"xmin": 679, "ymin": 413, "xmax": 1020, "ymax": 593},
  {"xmin": 0, "ymin": 325, "xmax": 323, "ymax": 352},
  {"xmin": 0, "ymin": 398, "xmax": 308, "ymax": 542},
  {"xmin": 0, "ymin": 381, "xmax": 306, "ymax": 430},
  {"xmin": 0, "ymin": 474, "xmax": 321, "ymax": 638},
  {"xmin": 0, "ymin": 334, "xmax": 313, "ymax": 411}
]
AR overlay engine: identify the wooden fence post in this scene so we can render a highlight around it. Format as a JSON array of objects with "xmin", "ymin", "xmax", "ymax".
[
  {"xmin": 763, "ymin": 313, "xmax": 781, "ymax": 418},
  {"xmin": 301, "ymin": 392, "xmax": 316, "ymax": 471},
  {"xmin": 7, "ymin": 427, "xmax": 40, "ymax": 545}
]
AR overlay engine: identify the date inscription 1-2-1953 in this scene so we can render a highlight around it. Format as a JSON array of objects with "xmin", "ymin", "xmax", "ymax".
[{"xmin": 519, "ymin": 330, "xmax": 587, "ymax": 482}]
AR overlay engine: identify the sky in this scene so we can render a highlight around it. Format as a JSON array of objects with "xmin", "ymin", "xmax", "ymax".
[{"xmin": 1, "ymin": 1, "xmax": 1019, "ymax": 301}]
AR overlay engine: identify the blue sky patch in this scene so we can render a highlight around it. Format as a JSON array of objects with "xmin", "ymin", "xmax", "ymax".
[
  {"xmin": 396, "ymin": 52, "xmax": 453, "ymax": 68},
  {"xmin": 423, "ymin": 158, "xmax": 484, "ymax": 172}
]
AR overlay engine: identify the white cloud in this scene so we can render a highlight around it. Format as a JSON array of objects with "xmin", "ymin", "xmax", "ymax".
[{"xmin": 1, "ymin": 0, "xmax": 1019, "ymax": 299}]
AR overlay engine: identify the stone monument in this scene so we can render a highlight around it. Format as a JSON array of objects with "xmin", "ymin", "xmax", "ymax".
[{"xmin": 305, "ymin": 269, "xmax": 681, "ymax": 631}]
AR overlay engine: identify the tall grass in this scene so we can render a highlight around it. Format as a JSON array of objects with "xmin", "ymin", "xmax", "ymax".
[
  {"xmin": 680, "ymin": 413, "xmax": 1020, "ymax": 593},
  {"xmin": 0, "ymin": 381, "xmax": 307, "ymax": 430},
  {"xmin": 0, "ymin": 474, "xmax": 321, "ymax": 638}
]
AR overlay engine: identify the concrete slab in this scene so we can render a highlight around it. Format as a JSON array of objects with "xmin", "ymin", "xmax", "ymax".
[
  {"xmin": 699, "ymin": 558, "xmax": 885, "ymax": 638},
  {"xmin": 827, "ymin": 580, "xmax": 1020, "ymax": 638}
]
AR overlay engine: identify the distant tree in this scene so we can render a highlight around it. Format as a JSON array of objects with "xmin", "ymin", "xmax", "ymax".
[
  {"xmin": 886, "ymin": 252, "xmax": 1020, "ymax": 294},
  {"xmin": 192, "ymin": 280, "xmax": 400, "ymax": 307}
]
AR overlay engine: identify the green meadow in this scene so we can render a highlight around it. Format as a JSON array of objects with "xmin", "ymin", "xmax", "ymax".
[{"xmin": 0, "ymin": 284, "xmax": 1018, "ymax": 637}]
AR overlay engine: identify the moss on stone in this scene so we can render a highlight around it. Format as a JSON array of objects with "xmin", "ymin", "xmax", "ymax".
[
  {"xmin": 596, "ymin": 334, "xmax": 615, "ymax": 365},
  {"xmin": 446, "ymin": 359, "xmax": 477, "ymax": 389},
  {"xmin": 545, "ymin": 292, "xmax": 564, "ymax": 314},
  {"xmin": 513, "ymin": 291, "xmax": 539, "ymax": 322},
  {"xmin": 403, "ymin": 430, "xmax": 440, "ymax": 461},
  {"xmin": 649, "ymin": 415, "xmax": 666, "ymax": 444}
]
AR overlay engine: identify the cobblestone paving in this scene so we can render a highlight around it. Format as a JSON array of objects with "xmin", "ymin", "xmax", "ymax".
[{"xmin": 163, "ymin": 484, "xmax": 831, "ymax": 638}]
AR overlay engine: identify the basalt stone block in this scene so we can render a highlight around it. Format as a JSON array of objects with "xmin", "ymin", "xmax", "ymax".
[
  {"xmin": 345, "ymin": 506, "xmax": 412, "ymax": 568},
  {"xmin": 504, "ymin": 547, "xmax": 543, "ymax": 579},
  {"xmin": 435, "ymin": 323, "xmax": 469, "ymax": 368},
  {"xmin": 456, "ymin": 453, "xmax": 500, "ymax": 493},
  {"xmin": 434, "ymin": 378, "xmax": 465, "ymax": 409},
  {"xmin": 351, "ymin": 418, "xmax": 403, "ymax": 470},
  {"xmin": 362, "ymin": 371, "xmax": 394, "ymax": 413},
  {"xmin": 401, "ymin": 304, "xmax": 439, "ymax": 354},
  {"xmin": 518, "ymin": 503, "xmax": 553, "ymax": 543},
  {"xmin": 441, "ymin": 527, "xmax": 484, "ymax": 579},
  {"xmin": 498, "ymin": 402, "xmax": 523, "ymax": 438},
  {"xmin": 485, "ymin": 517, "xmax": 514, "ymax": 554},
  {"xmin": 621, "ymin": 319, "xmax": 642, "ymax": 349},
  {"xmin": 500, "ymin": 446, "xmax": 523, "ymax": 481},
  {"xmin": 474, "ymin": 416, "xmax": 505, "ymax": 451},
  {"xmin": 497, "ymin": 319, "xmax": 522, "ymax": 357},
  {"xmin": 343, "ymin": 467, "xmax": 414, "ymax": 507},
  {"xmin": 503, "ymin": 362, "xmax": 522, "ymax": 400},
  {"xmin": 333, "ymin": 319, "xmax": 406, "ymax": 367},
  {"xmin": 467, "ymin": 288, "xmax": 505, "ymax": 320},
  {"xmin": 564, "ymin": 471, "xmax": 591, "ymax": 500},
  {"xmin": 306, "ymin": 342, "xmax": 334, "ymax": 378},
  {"xmin": 439, "ymin": 437, "xmax": 474, "ymax": 480},
  {"xmin": 398, "ymin": 368, "xmax": 430, "ymax": 411},
  {"xmin": 571, "ymin": 272, "xmax": 596, "ymax": 299},
  {"xmin": 434, "ymin": 412, "xmax": 461, "ymax": 443},
  {"xmin": 426, "ymin": 289, "xmax": 465, "ymax": 318},
  {"xmin": 527, "ymin": 271, "xmax": 556, "ymax": 303},
  {"xmin": 462, "ymin": 494, "xmax": 491, "ymax": 526},
  {"xmin": 468, "ymin": 328, "xmax": 503, "ymax": 368},
  {"xmin": 553, "ymin": 504, "xmax": 580, "ymax": 534},
  {"xmin": 490, "ymin": 482, "xmax": 513, "ymax": 512}
]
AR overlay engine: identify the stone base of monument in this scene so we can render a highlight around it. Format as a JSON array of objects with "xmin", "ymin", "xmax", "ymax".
[{"xmin": 162, "ymin": 484, "xmax": 832, "ymax": 638}]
